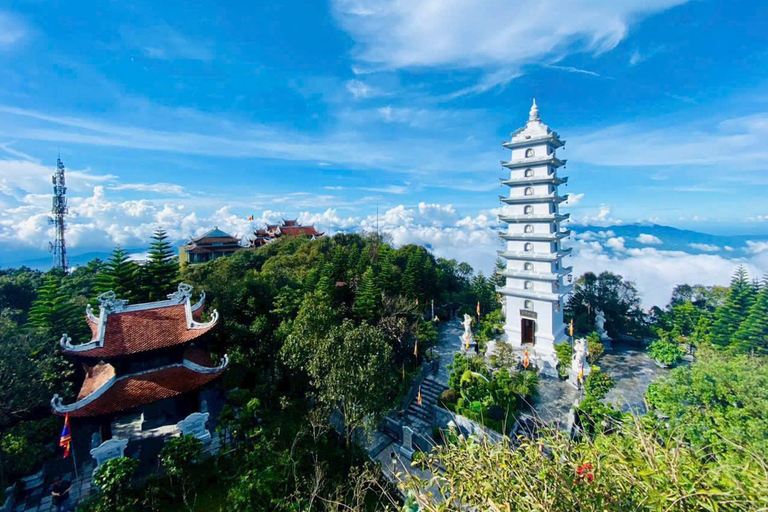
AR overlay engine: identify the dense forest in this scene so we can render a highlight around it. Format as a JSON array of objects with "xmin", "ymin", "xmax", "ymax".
[
  {"xmin": 1, "ymin": 230, "xmax": 767, "ymax": 511},
  {"xmin": 0, "ymin": 229, "xmax": 497, "ymax": 510}
]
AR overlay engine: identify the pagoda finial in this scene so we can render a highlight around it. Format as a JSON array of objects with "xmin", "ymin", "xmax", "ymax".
[{"xmin": 529, "ymin": 98, "xmax": 540, "ymax": 122}]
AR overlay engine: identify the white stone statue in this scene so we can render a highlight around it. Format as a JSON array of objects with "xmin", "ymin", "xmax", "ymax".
[
  {"xmin": 595, "ymin": 309, "xmax": 611, "ymax": 341},
  {"xmin": 568, "ymin": 337, "xmax": 591, "ymax": 389},
  {"xmin": 461, "ymin": 314, "xmax": 474, "ymax": 349}
]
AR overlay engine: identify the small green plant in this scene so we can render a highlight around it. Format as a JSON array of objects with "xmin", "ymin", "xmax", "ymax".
[
  {"xmin": 554, "ymin": 342, "xmax": 572, "ymax": 378},
  {"xmin": 584, "ymin": 368, "xmax": 615, "ymax": 400},
  {"xmin": 588, "ymin": 341, "xmax": 604, "ymax": 363},
  {"xmin": 92, "ymin": 457, "xmax": 139, "ymax": 511},
  {"xmin": 647, "ymin": 336, "xmax": 685, "ymax": 366}
]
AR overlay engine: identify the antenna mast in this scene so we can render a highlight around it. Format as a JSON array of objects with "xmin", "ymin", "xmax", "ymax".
[{"xmin": 51, "ymin": 157, "xmax": 68, "ymax": 273}]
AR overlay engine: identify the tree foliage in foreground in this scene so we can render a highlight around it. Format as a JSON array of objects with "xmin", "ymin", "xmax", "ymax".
[{"xmin": 406, "ymin": 417, "xmax": 768, "ymax": 512}]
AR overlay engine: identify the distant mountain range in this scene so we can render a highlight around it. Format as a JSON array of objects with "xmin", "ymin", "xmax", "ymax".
[{"xmin": 575, "ymin": 223, "xmax": 768, "ymax": 255}]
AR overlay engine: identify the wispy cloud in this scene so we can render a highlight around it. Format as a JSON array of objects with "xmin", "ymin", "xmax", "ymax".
[
  {"xmin": 120, "ymin": 24, "xmax": 214, "ymax": 62},
  {"xmin": 109, "ymin": 182, "xmax": 189, "ymax": 196},
  {"xmin": 0, "ymin": 11, "xmax": 25, "ymax": 48},
  {"xmin": 332, "ymin": 0, "xmax": 690, "ymax": 71},
  {"xmin": 543, "ymin": 64, "xmax": 605, "ymax": 78}
]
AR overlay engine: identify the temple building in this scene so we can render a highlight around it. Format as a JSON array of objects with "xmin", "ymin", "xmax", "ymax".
[
  {"xmin": 497, "ymin": 100, "xmax": 573, "ymax": 374},
  {"xmin": 179, "ymin": 227, "xmax": 243, "ymax": 264},
  {"xmin": 51, "ymin": 284, "xmax": 227, "ymax": 432},
  {"xmin": 249, "ymin": 219, "xmax": 324, "ymax": 247}
]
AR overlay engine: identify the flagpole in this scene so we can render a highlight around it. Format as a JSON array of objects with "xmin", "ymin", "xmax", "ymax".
[{"xmin": 70, "ymin": 436, "xmax": 79, "ymax": 480}]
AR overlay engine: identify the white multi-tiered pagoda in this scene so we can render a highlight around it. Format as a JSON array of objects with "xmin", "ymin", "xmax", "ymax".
[{"xmin": 497, "ymin": 100, "xmax": 573, "ymax": 375}]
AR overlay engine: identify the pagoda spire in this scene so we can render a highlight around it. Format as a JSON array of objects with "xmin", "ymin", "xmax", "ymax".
[{"xmin": 529, "ymin": 98, "xmax": 540, "ymax": 122}]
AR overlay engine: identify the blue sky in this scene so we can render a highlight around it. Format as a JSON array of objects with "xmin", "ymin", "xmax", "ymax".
[{"xmin": 1, "ymin": 0, "xmax": 768, "ymax": 304}]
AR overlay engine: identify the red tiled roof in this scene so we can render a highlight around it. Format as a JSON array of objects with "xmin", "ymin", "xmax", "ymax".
[
  {"xmin": 61, "ymin": 363, "xmax": 224, "ymax": 417},
  {"xmin": 279, "ymin": 226, "xmax": 324, "ymax": 237},
  {"xmin": 65, "ymin": 304, "xmax": 216, "ymax": 358},
  {"xmin": 78, "ymin": 363, "xmax": 116, "ymax": 400}
]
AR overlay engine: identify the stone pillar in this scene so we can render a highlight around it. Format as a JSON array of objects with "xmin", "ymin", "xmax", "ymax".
[
  {"xmin": 177, "ymin": 412, "xmax": 211, "ymax": 443},
  {"xmin": 399, "ymin": 426, "xmax": 415, "ymax": 460}
]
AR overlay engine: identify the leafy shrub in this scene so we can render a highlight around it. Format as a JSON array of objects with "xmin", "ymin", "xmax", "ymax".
[
  {"xmin": 440, "ymin": 389, "xmax": 458, "ymax": 404},
  {"xmin": 91, "ymin": 457, "xmax": 139, "ymax": 511},
  {"xmin": 647, "ymin": 337, "xmax": 685, "ymax": 366},
  {"xmin": 0, "ymin": 417, "xmax": 58, "ymax": 483},
  {"xmin": 584, "ymin": 368, "xmax": 614, "ymax": 400},
  {"xmin": 588, "ymin": 341, "xmax": 605, "ymax": 363},
  {"xmin": 160, "ymin": 435, "xmax": 203, "ymax": 478},
  {"xmin": 554, "ymin": 342, "xmax": 572, "ymax": 377}
]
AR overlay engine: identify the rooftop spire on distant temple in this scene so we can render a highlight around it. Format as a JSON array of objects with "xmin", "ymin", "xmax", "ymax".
[{"xmin": 529, "ymin": 98, "xmax": 540, "ymax": 122}]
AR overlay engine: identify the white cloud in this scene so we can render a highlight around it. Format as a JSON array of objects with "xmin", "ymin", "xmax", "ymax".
[
  {"xmin": 109, "ymin": 183, "xmax": 189, "ymax": 196},
  {"xmin": 120, "ymin": 24, "xmax": 214, "ymax": 61},
  {"xmin": 636, "ymin": 233, "xmax": 662, "ymax": 245},
  {"xmin": 605, "ymin": 237, "xmax": 626, "ymax": 252},
  {"xmin": 571, "ymin": 204, "xmax": 622, "ymax": 227},
  {"xmin": 332, "ymin": 0, "xmax": 689, "ymax": 71},
  {"xmin": 746, "ymin": 241, "xmax": 768, "ymax": 254},
  {"xmin": 564, "ymin": 193, "xmax": 585, "ymax": 206},
  {"xmin": 570, "ymin": 112, "xmax": 768, "ymax": 171},
  {"xmin": 688, "ymin": 243, "xmax": 720, "ymax": 252},
  {"xmin": 0, "ymin": 11, "xmax": 25, "ymax": 47},
  {"xmin": 346, "ymin": 79, "xmax": 377, "ymax": 99}
]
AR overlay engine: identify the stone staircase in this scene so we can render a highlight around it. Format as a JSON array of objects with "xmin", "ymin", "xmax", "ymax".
[{"xmin": 404, "ymin": 377, "xmax": 448, "ymax": 430}]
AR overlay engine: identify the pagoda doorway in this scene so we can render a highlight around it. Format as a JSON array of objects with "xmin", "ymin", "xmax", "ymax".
[{"xmin": 521, "ymin": 318, "xmax": 535, "ymax": 345}]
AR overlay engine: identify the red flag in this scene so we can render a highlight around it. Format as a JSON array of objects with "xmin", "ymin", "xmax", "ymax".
[
  {"xmin": 523, "ymin": 349, "xmax": 530, "ymax": 369},
  {"xmin": 59, "ymin": 413, "xmax": 72, "ymax": 458},
  {"xmin": 417, "ymin": 386, "xmax": 423, "ymax": 406},
  {"xmin": 476, "ymin": 301, "xmax": 481, "ymax": 317},
  {"xmin": 569, "ymin": 319, "xmax": 574, "ymax": 337}
]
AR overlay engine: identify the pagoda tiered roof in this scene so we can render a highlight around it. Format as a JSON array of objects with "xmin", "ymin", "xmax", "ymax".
[
  {"xmin": 499, "ymin": 230, "xmax": 571, "ymax": 242},
  {"xmin": 500, "ymin": 175, "xmax": 568, "ymax": 187},
  {"xmin": 61, "ymin": 284, "xmax": 218, "ymax": 359},
  {"xmin": 498, "ymin": 213, "xmax": 570, "ymax": 224},
  {"xmin": 497, "ymin": 248, "xmax": 573, "ymax": 262},
  {"xmin": 501, "ymin": 155, "xmax": 566, "ymax": 170},
  {"xmin": 497, "ymin": 284, "xmax": 573, "ymax": 302},
  {"xmin": 498, "ymin": 266, "xmax": 573, "ymax": 282},
  {"xmin": 51, "ymin": 346, "xmax": 228, "ymax": 417},
  {"xmin": 503, "ymin": 99, "xmax": 565, "ymax": 149},
  {"xmin": 499, "ymin": 194, "xmax": 568, "ymax": 205}
]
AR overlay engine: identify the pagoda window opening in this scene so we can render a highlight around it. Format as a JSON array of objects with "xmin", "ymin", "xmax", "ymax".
[
  {"xmin": 524, "ymin": 243, "xmax": 533, "ymax": 252},
  {"xmin": 524, "ymin": 187, "xmax": 534, "ymax": 196},
  {"xmin": 524, "ymin": 262, "xmax": 533, "ymax": 271},
  {"xmin": 525, "ymin": 168, "xmax": 534, "ymax": 177},
  {"xmin": 524, "ymin": 281, "xmax": 533, "ymax": 290},
  {"xmin": 524, "ymin": 205, "xmax": 533, "ymax": 215},
  {"xmin": 524, "ymin": 300, "xmax": 534, "ymax": 310},
  {"xmin": 525, "ymin": 148, "xmax": 535, "ymax": 158},
  {"xmin": 525, "ymin": 224, "xmax": 534, "ymax": 233}
]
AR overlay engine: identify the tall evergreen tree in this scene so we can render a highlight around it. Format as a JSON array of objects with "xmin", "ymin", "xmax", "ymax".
[
  {"xmin": 732, "ymin": 276, "xmax": 768, "ymax": 354},
  {"xmin": 94, "ymin": 247, "xmax": 140, "ymax": 303},
  {"xmin": 709, "ymin": 266, "xmax": 756, "ymax": 347},
  {"xmin": 27, "ymin": 274, "xmax": 80, "ymax": 336},
  {"xmin": 144, "ymin": 228, "xmax": 179, "ymax": 301},
  {"xmin": 353, "ymin": 267, "xmax": 380, "ymax": 323}
]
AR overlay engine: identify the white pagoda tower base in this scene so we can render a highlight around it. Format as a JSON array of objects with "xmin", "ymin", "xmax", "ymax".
[{"xmin": 496, "ymin": 100, "xmax": 573, "ymax": 377}]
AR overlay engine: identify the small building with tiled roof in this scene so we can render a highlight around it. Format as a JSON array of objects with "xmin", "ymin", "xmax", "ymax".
[
  {"xmin": 249, "ymin": 219, "xmax": 324, "ymax": 247},
  {"xmin": 52, "ymin": 283, "xmax": 227, "ymax": 419},
  {"xmin": 178, "ymin": 227, "xmax": 243, "ymax": 264}
]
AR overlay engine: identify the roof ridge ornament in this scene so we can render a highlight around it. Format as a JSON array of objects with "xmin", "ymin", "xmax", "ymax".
[
  {"xmin": 529, "ymin": 98, "xmax": 540, "ymax": 122},
  {"xmin": 168, "ymin": 282, "xmax": 194, "ymax": 303},
  {"xmin": 97, "ymin": 291, "xmax": 128, "ymax": 314}
]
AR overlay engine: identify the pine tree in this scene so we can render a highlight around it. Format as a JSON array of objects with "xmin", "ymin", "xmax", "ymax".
[
  {"xmin": 353, "ymin": 267, "xmax": 380, "ymax": 323},
  {"xmin": 402, "ymin": 251, "xmax": 423, "ymax": 300},
  {"xmin": 144, "ymin": 228, "xmax": 179, "ymax": 301},
  {"xmin": 94, "ymin": 247, "xmax": 140, "ymax": 303},
  {"xmin": 709, "ymin": 266, "xmax": 756, "ymax": 346},
  {"xmin": 27, "ymin": 274, "xmax": 80, "ymax": 335},
  {"xmin": 732, "ymin": 276, "xmax": 768, "ymax": 354}
]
